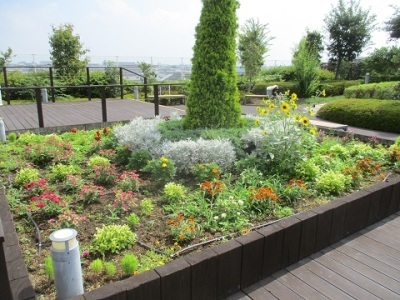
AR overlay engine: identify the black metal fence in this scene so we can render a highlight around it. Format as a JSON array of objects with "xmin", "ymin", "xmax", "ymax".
[{"xmin": 0, "ymin": 83, "xmax": 186, "ymax": 128}]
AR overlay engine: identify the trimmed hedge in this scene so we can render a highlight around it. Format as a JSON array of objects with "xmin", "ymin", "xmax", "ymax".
[
  {"xmin": 249, "ymin": 80, "xmax": 361, "ymax": 97},
  {"xmin": 317, "ymin": 99, "xmax": 400, "ymax": 133},
  {"xmin": 344, "ymin": 81, "xmax": 400, "ymax": 100}
]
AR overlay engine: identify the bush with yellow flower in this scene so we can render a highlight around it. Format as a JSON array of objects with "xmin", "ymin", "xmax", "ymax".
[{"xmin": 242, "ymin": 90, "xmax": 318, "ymax": 175}]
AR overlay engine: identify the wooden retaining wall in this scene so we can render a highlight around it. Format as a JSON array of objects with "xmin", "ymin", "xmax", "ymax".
[{"xmin": 1, "ymin": 176, "xmax": 399, "ymax": 300}]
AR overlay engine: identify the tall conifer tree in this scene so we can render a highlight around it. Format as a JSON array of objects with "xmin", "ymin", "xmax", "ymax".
[{"xmin": 183, "ymin": 0, "xmax": 242, "ymax": 129}]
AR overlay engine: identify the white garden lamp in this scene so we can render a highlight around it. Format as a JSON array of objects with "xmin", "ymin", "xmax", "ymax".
[{"xmin": 50, "ymin": 228, "xmax": 84, "ymax": 299}]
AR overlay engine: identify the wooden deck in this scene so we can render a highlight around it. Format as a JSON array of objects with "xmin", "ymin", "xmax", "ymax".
[
  {"xmin": 228, "ymin": 212, "xmax": 400, "ymax": 300},
  {"xmin": 0, "ymin": 99, "xmax": 186, "ymax": 132}
]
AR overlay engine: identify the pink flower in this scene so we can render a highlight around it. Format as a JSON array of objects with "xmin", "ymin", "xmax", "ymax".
[{"xmin": 82, "ymin": 250, "xmax": 89, "ymax": 258}]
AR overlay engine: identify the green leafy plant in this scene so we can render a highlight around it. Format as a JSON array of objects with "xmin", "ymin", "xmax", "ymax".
[
  {"xmin": 163, "ymin": 182, "xmax": 187, "ymax": 204},
  {"xmin": 90, "ymin": 224, "xmax": 136, "ymax": 257},
  {"xmin": 141, "ymin": 156, "xmax": 176, "ymax": 183},
  {"xmin": 316, "ymin": 170, "xmax": 351, "ymax": 195},
  {"xmin": 79, "ymin": 184, "xmax": 105, "ymax": 204},
  {"xmin": 14, "ymin": 167, "xmax": 40, "ymax": 187},
  {"xmin": 104, "ymin": 262, "xmax": 117, "ymax": 276},
  {"xmin": 191, "ymin": 162, "xmax": 221, "ymax": 182},
  {"xmin": 140, "ymin": 198, "xmax": 154, "ymax": 216},
  {"xmin": 166, "ymin": 213, "xmax": 200, "ymax": 243},
  {"xmin": 121, "ymin": 253, "xmax": 139, "ymax": 275},
  {"xmin": 88, "ymin": 155, "xmax": 110, "ymax": 168},
  {"xmin": 127, "ymin": 149, "xmax": 152, "ymax": 171},
  {"xmin": 125, "ymin": 212, "xmax": 140, "ymax": 227},
  {"xmin": 89, "ymin": 258, "xmax": 103, "ymax": 273},
  {"xmin": 49, "ymin": 163, "xmax": 81, "ymax": 182},
  {"xmin": 44, "ymin": 256, "xmax": 54, "ymax": 280}
]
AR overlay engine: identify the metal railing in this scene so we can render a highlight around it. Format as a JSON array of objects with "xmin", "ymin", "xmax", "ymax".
[{"xmin": 0, "ymin": 83, "xmax": 186, "ymax": 128}]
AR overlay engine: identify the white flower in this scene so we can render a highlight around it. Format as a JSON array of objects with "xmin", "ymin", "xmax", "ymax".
[
  {"xmin": 238, "ymin": 200, "xmax": 244, "ymax": 206},
  {"xmin": 214, "ymin": 216, "xmax": 219, "ymax": 220},
  {"xmin": 221, "ymin": 213, "xmax": 227, "ymax": 219}
]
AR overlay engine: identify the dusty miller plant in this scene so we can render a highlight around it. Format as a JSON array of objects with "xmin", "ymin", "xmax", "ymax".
[
  {"xmin": 113, "ymin": 117, "xmax": 163, "ymax": 155},
  {"xmin": 161, "ymin": 138, "xmax": 236, "ymax": 174}
]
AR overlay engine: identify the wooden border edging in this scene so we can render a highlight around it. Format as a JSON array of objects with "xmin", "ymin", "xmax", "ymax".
[{"xmin": 1, "ymin": 176, "xmax": 399, "ymax": 299}]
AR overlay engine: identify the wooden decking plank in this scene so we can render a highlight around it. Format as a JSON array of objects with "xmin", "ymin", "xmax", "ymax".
[
  {"xmin": 304, "ymin": 259, "xmax": 376, "ymax": 299},
  {"xmin": 353, "ymin": 234, "xmax": 400, "ymax": 262},
  {"xmin": 360, "ymin": 226, "xmax": 400, "ymax": 250},
  {"xmin": 224, "ymin": 291, "xmax": 252, "ymax": 300},
  {"xmin": 257, "ymin": 276, "xmax": 303, "ymax": 300},
  {"xmin": 326, "ymin": 247, "xmax": 400, "ymax": 296},
  {"xmin": 287, "ymin": 260, "xmax": 354, "ymax": 300},
  {"xmin": 334, "ymin": 243, "xmax": 400, "ymax": 293},
  {"xmin": 313, "ymin": 250, "xmax": 399, "ymax": 299},
  {"xmin": 242, "ymin": 282, "xmax": 278, "ymax": 299},
  {"xmin": 341, "ymin": 239, "xmax": 400, "ymax": 276},
  {"xmin": 272, "ymin": 269, "xmax": 328, "ymax": 300}
]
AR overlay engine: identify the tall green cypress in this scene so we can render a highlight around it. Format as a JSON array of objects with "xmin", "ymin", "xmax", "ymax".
[{"xmin": 183, "ymin": 0, "xmax": 243, "ymax": 129}]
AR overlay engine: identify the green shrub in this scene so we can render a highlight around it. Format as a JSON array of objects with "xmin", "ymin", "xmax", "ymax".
[
  {"xmin": 127, "ymin": 149, "xmax": 153, "ymax": 171},
  {"xmin": 104, "ymin": 262, "xmax": 117, "ymax": 276},
  {"xmin": 316, "ymin": 171, "xmax": 350, "ymax": 195},
  {"xmin": 163, "ymin": 182, "xmax": 187, "ymax": 203},
  {"xmin": 317, "ymin": 99, "xmax": 400, "ymax": 133},
  {"xmin": 49, "ymin": 163, "xmax": 81, "ymax": 182},
  {"xmin": 126, "ymin": 212, "xmax": 140, "ymax": 227},
  {"xmin": 88, "ymin": 155, "xmax": 111, "ymax": 167},
  {"xmin": 90, "ymin": 224, "xmax": 136, "ymax": 256},
  {"xmin": 14, "ymin": 167, "xmax": 40, "ymax": 187},
  {"xmin": 89, "ymin": 258, "xmax": 103, "ymax": 273},
  {"xmin": 121, "ymin": 253, "xmax": 139, "ymax": 275},
  {"xmin": 343, "ymin": 81, "xmax": 400, "ymax": 100}
]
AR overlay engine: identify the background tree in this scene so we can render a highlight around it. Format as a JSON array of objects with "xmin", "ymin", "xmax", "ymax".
[
  {"xmin": 384, "ymin": 5, "xmax": 400, "ymax": 40},
  {"xmin": 238, "ymin": 18, "xmax": 274, "ymax": 92},
  {"xmin": 104, "ymin": 60, "xmax": 119, "ymax": 97},
  {"xmin": 183, "ymin": 0, "xmax": 242, "ymax": 129},
  {"xmin": 49, "ymin": 24, "xmax": 89, "ymax": 80},
  {"xmin": 292, "ymin": 38, "xmax": 320, "ymax": 97},
  {"xmin": 304, "ymin": 29, "xmax": 324, "ymax": 61},
  {"xmin": 363, "ymin": 46, "xmax": 400, "ymax": 75},
  {"xmin": 137, "ymin": 61, "xmax": 156, "ymax": 82},
  {"xmin": 324, "ymin": 0, "xmax": 376, "ymax": 79},
  {"xmin": 0, "ymin": 47, "xmax": 14, "ymax": 70}
]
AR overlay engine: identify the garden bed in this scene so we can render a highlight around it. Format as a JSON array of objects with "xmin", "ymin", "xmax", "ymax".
[
  {"xmin": 0, "ymin": 94, "xmax": 399, "ymax": 299},
  {"xmin": 2, "ymin": 175, "xmax": 400, "ymax": 299}
]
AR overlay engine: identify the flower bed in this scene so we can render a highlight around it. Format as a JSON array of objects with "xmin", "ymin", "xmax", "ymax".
[{"xmin": 0, "ymin": 93, "xmax": 399, "ymax": 299}]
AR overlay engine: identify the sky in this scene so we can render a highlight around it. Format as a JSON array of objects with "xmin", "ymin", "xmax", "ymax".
[{"xmin": 0, "ymin": 0, "xmax": 398, "ymax": 66}]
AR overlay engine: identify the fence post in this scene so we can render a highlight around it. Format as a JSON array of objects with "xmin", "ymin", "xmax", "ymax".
[
  {"xmin": 154, "ymin": 84, "xmax": 159, "ymax": 116},
  {"xmin": 3, "ymin": 67, "xmax": 10, "ymax": 105},
  {"xmin": 120, "ymin": 68, "xmax": 124, "ymax": 100},
  {"xmin": 49, "ymin": 67, "xmax": 55, "ymax": 102},
  {"xmin": 134, "ymin": 86, "xmax": 139, "ymax": 100},
  {"xmin": 35, "ymin": 88, "xmax": 44, "ymax": 128},
  {"xmin": 144, "ymin": 77, "xmax": 148, "ymax": 100},
  {"xmin": 0, "ymin": 85, "xmax": 2, "ymax": 106},
  {"xmin": 101, "ymin": 87, "xmax": 107, "ymax": 123},
  {"xmin": 86, "ymin": 67, "xmax": 91, "ymax": 101}
]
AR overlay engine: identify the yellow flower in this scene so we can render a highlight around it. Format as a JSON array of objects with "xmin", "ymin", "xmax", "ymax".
[
  {"xmin": 322, "ymin": 89, "xmax": 326, "ymax": 97},
  {"xmin": 254, "ymin": 119, "xmax": 260, "ymax": 126},
  {"xmin": 263, "ymin": 130, "xmax": 268, "ymax": 135},
  {"xmin": 290, "ymin": 101, "xmax": 297, "ymax": 109},
  {"xmin": 310, "ymin": 127, "xmax": 317, "ymax": 135},
  {"xmin": 162, "ymin": 163, "xmax": 167, "ymax": 168},
  {"xmin": 294, "ymin": 115, "xmax": 301, "ymax": 122},
  {"xmin": 300, "ymin": 117, "xmax": 310, "ymax": 127},
  {"xmin": 291, "ymin": 93, "xmax": 298, "ymax": 102},
  {"xmin": 280, "ymin": 101, "xmax": 290, "ymax": 113},
  {"xmin": 285, "ymin": 90, "xmax": 290, "ymax": 96},
  {"xmin": 161, "ymin": 157, "xmax": 169, "ymax": 163},
  {"xmin": 268, "ymin": 103, "xmax": 275, "ymax": 109}
]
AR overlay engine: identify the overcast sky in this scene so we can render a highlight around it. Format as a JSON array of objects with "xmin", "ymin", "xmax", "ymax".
[{"xmin": 0, "ymin": 0, "xmax": 398, "ymax": 65}]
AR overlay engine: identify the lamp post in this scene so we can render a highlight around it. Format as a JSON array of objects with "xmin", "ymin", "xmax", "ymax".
[{"xmin": 49, "ymin": 228, "xmax": 84, "ymax": 299}]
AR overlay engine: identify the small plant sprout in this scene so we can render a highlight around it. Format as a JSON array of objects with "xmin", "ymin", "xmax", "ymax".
[
  {"xmin": 44, "ymin": 256, "xmax": 54, "ymax": 280},
  {"xmin": 89, "ymin": 258, "xmax": 103, "ymax": 273},
  {"xmin": 140, "ymin": 198, "xmax": 154, "ymax": 216},
  {"xmin": 121, "ymin": 253, "xmax": 139, "ymax": 275},
  {"xmin": 104, "ymin": 262, "xmax": 117, "ymax": 277}
]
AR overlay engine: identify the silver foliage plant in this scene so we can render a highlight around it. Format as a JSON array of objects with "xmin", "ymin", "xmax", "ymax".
[
  {"xmin": 113, "ymin": 117, "xmax": 163, "ymax": 155},
  {"xmin": 161, "ymin": 138, "xmax": 236, "ymax": 174},
  {"xmin": 113, "ymin": 117, "xmax": 236, "ymax": 174}
]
